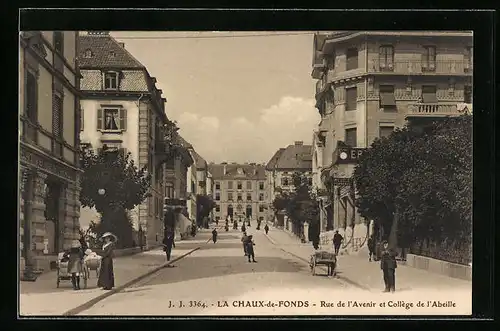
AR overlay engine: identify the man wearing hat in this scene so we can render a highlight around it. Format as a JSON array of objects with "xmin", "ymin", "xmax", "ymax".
[
  {"xmin": 97, "ymin": 232, "xmax": 116, "ymax": 290},
  {"xmin": 68, "ymin": 240, "xmax": 84, "ymax": 290},
  {"xmin": 380, "ymin": 240, "xmax": 397, "ymax": 292}
]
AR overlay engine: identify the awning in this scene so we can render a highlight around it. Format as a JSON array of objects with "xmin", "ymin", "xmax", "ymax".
[{"xmin": 380, "ymin": 92, "xmax": 396, "ymax": 106}]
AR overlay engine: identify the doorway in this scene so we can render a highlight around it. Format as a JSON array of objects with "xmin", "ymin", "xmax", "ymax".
[
  {"xmin": 44, "ymin": 180, "xmax": 62, "ymax": 254},
  {"xmin": 227, "ymin": 205, "xmax": 233, "ymax": 218}
]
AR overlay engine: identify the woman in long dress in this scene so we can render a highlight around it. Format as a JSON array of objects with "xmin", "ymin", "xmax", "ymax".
[{"xmin": 97, "ymin": 232, "xmax": 116, "ymax": 290}]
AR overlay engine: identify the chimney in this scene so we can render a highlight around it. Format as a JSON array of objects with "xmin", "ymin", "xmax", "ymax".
[
  {"xmin": 294, "ymin": 141, "xmax": 304, "ymax": 146},
  {"xmin": 118, "ymin": 42, "xmax": 125, "ymax": 48},
  {"xmin": 223, "ymin": 164, "xmax": 227, "ymax": 175}
]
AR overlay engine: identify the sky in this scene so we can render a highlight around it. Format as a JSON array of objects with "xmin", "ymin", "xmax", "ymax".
[{"xmin": 111, "ymin": 31, "xmax": 321, "ymax": 164}]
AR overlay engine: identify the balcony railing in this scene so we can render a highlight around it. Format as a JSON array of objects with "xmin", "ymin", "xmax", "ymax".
[
  {"xmin": 407, "ymin": 103, "xmax": 461, "ymax": 117},
  {"xmin": 369, "ymin": 59, "xmax": 473, "ymax": 75}
]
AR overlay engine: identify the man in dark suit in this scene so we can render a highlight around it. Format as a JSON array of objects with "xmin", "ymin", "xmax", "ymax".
[{"xmin": 380, "ymin": 240, "xmax": 397, "ymax": 292}]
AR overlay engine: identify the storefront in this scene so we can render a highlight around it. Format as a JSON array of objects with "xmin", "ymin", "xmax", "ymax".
[{"xmin": 19, "ymin": 143, "xmax": 81, "ymax": 274}]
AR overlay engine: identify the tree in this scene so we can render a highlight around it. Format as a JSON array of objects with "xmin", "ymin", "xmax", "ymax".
[
  {"xmin": 196, "ymin": 194, "xmax": 217, "ymax": 228},
  {"xmin": 353, "ymin": 115, "xmax": 472, "ymax": 257},
  {"xmin": 79, "ymin": 146, "xmax": 152, "ymax": 246}
]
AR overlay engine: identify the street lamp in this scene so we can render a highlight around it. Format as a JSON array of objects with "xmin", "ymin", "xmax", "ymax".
[{"xmin": 98, "ymin": 188, "xmax": 106, "ymax": 196}]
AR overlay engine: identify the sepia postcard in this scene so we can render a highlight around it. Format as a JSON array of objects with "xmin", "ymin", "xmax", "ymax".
[{"xmin": 19, "ymin": 29, "xmax": 473, "ymax": 317}]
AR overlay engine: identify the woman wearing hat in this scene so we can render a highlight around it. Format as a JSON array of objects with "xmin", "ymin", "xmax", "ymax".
[
  {"xmin": 68, "ymin": 240, "xmax": 84, "ymax": 290},
  {"xmin": 97, "ymin": 232, "xmax": 116, "ymax": 290}
]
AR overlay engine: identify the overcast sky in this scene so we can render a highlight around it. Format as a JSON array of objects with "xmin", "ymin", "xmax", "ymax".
[{"xmin": 111, "ymin": 31, "xmax": 321, "ymax": 164}]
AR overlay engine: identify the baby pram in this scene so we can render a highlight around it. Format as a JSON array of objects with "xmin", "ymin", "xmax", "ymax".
[{"xmin": 56, "ymin": 251, "xmax": 87, "ymax": 288}]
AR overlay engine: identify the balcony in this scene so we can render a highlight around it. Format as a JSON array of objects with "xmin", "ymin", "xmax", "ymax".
[
  {"xmin": 368, "ymin": 59, "xmax": 473, "ymax": 75},
  {"xmin": 406, "ymin": 103, "xmax": 463, "ymax": 118}
]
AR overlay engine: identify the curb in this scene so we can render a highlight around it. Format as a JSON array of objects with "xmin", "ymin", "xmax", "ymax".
[
  {"xmin": 264, "ymin": 231, "xmax": 371, "ymax": 291},
  {"xmin": 62, "ymin": 246, "xmax": 201, "ymax": 316}
]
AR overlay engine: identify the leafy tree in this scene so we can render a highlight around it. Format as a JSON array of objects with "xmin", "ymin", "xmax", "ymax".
[
  {"xmin": 353, "ymin": 115, "xmax": 472, "ymax": 256},
  {"xmin": 88, "ymin": 207, "xmax": 135, "ymax": 249},
  {"xmin": 196, "ymin": 194, "xmax": 217, "ymax": 228}
]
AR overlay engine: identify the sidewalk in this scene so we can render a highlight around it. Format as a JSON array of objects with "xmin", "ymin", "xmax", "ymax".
[
  {"xmin": 19, "ymin": 237, "xmax": 201, "ymax": 316},
  {"xmin": 267, "ymin": 227, "xmax": 472, "ymax": 293}
]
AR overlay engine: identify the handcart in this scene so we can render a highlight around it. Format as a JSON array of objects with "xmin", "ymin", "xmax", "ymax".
[
  {"xmin": 56, "ymin": 252, "xmax": 89, "ymax": 289},
  {"xmin": 83, "ymin": 250, "xmax": 102, "ymax": 280},
  {"xmin": 309, "ymin": 251, "xmax": 337, "ymax": 277}
]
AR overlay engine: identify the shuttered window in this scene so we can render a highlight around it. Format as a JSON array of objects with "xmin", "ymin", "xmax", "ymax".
[
  {"xmin": 345, "ymin": 87, "xmax": 357, "ymax": 111},
  {"xmin": 345, "ymin": 128, "xmax": 357, "ymax": 147},
  {"xmin": 379, "ymin": 126, "xmax": 394, "ymax": 138},
  {"xmin": 52, "ymin": 94, "xmax": 63, "ymax": 138},
  {"xmin": 97, "ymin": 108, "xmax": 127, "ymax": 131},
  {"xmin": 26, "ymin": 71, "xmax": 38, "ymax": 121},
  {"xmin": 379, "ymin": 45, "xmax": 394, "ymax": 70},
  {"xmin": 464, "ymin": 85, "xmax": 472, "ymax": 103},
  {"xmin": 379, "ymin": 85, "xmax": 396, "ymax": 108},
  {"xmin": 422, "ymin": 85, "xmax": 438, "ymax": 103},
  {"xmin": 346, "ymin": 48, "xmax": 359, "ymax": 70},
  {"xmin": 422, "ymin": 46, "xmax": 436, "ymax": 71},
  {"xmin": 80, "ymin": 108, "xmax": 84, "ymax": 131}
]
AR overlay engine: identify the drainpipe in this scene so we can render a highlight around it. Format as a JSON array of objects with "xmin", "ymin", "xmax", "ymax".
[
  {"xmin": 364, "ymin": 37, "xmax": 369, "ymax": 148},
  {"xmin": 136, "ymin": 93, "xmax": 145, "ymax": 245}
]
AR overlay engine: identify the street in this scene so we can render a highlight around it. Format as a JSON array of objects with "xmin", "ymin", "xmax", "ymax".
[{"xmin": 79, "ymin": 228, "xmax": 351, "ymax": 316}]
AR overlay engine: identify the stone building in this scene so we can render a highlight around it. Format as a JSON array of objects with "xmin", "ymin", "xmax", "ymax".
[
  {"xmin": 311, "ymin": 31, "xmax": 473, "ymax": 244},
  {"xmin": 19, "ymin": 31, "xmax": 82, "ymax": 274},
  {"xmin": 78, "ymin": 31, "xmax": 170, "ymax": 248},
  {"xmin": 208, "ymin": 163, "xmax": 267, "ymax": 224},
  {"xmin": 265, "ymin": 141, "xmax": 313, "ymax": 226}
]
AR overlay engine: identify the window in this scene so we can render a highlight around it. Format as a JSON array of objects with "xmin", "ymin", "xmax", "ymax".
[
  {"xmin": 237, "ymin": 181, "xmax": 242, "ymax": 190},
  {"xmin": 97, "ymin": 108, "xmax": 127, "ymax": 131},
  {"xmin": 228, "ymin": 181, "xmax": 233, "ymax": 190},
  {"xmin": 165, "ymin": 182, "xmax": 174, "ymax": 198},
  {"xmin": 53, "ymin": 32, "xmax": 64, "ymax": 54},
  {"xmin": 259, "ymin": 193, "xmax": 264, "ymax": 201},
  {"xmin": 379, "ymin": 45, "xmax": 394, "ymax": 71},
  {"xmin": 104, "ymin": 72, "xmax": 119, "ymax": 90},
  {"xmin": 84, "ymin": 49, "xmax": 93, "ymax": 58},
  {"xmin": 346, "ymin": 48, "xmax": 359, "ymax": 70},
  {"xmin": 345, "ymin": 87, "xmax": 357, "ymax": 111},
  {"xmin": 281, "ymin": 177, "xmax": 289, "ymax": 186},
  {"xmin": 52, "ymin": 93, "xmax": 63, "ymax": 156},
  {"xmin": 247, "ymin": 193, "xmax": 252, "ymax": 201},
  {"xmin": 379, "ymin": 85, "xmax": 396, "ymax": 109},
  {"xmin": 215, "ymin": 182, "xmax": 220, "ymax": 190},
  {"xmin": 259, "ymin": 205, "xmax": 265, "ymax": 212},
  {"xmin": 464, "ymin": 47, "xmax": 472, "ymax": 72},
  {"xmin": 379, "ymin": 126, "xmax": 394, "ymax": 138},
  {"xmin": 246, "ymin": 181, "xmax": 252, "ymax": 190},
  {"xmin": 422, "ymin": 46, "xmax": 436, "ymax": 72},
  {"xmin": 237, "ymin": 194, "xmax": 242, "ymax": 201},
  {"xmin": 215, "ymin": 205, "xmax": 220, "ymax": 212},
  {"xmin": 421, "ymin": 85, "xmax": 438, "ymax": 103},
  {"xmin": 228, "ymin": 193, "xmax": 233, "ymax": 201},
  {"xmin": 259, "ymin": 182, "xmax": 264, "ymax": 190},
  {"xmin": 464, "ymin": 85, "xmax": 472, "ymax": 103},
  {"xmin": 25, "ymin": 70, "xmax": 38, "ymax": 122},
  {"xmin": 345, "ymin": 128, "xmax": 357, "ymax": 147},
  {"xmin": 215, "ymin": 193, "xmax": 220, "ymax": 201}
]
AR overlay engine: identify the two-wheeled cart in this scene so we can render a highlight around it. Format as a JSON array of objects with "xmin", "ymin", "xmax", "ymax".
[
  {"xmin": 309, "ymin": 251, "xmax": 337, "ymax": 277},
  {"xmin": 56, "ymin": 252, "xmax": 88, "ymax": 289}
]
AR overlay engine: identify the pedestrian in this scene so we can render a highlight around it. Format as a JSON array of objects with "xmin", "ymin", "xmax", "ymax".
[
  {"xmin": 97, "ymin": 232, "xmax": 116, "ymax": 291},
  {"xmin": 332, "ymin": 230, "xmax": 344, "ymax": 255},
  {"xmin": 367, "ymin": 235, "xmax": 376, "ymax": 262},
  {"xmin": 215, "ymin": 218, "xmax": 219, "ymax": 226},
  {"xmin": 245, "ymin": 235, "xmax": 257, "ymax": 263},
  {"xmin": 264, "ymin": 224, "xmax": 269, "ymax": 235},
  {"xmin": 212, "ymin": 228, "xmax": 218, "ymax": 244},
  {"xmin": 163, "ymin": 228, "xmax": 176, "ymax": 265},
  {"xmin": 380, "ymin": 240, "xmax": 397, "ymax": 292},
  {"xmin": 233, "ymin": 220, "xmax": 238, "ymax": 230},
  {"xmin": 68, "ymin": 240, "xmax": 84, "ymax": 291},
  {"xmin": 225, "ymin": 224, "xmax": 229, "ymax": 232},
  {"xmin": 241, "ymin": 224, "xmax": 246, "ymax": 233},
  {"xmin": 241, "ymin": 231, "xmax": 248, "ymax": 256}
]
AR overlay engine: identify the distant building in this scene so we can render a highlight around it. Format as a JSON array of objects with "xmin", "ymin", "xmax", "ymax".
[
  {"xmin": 19, "ymin": 31, "xmax": 82, "ymax": 273},
  {"xmin": 78, "ymin": 31, "xmax": 171, "ymax": 247},
  {"xmin": 265, "ymin": 141, "xmax": 313, "ymax": 225},
  {"xmin": 208, "ymin": 163, "xmax": 267, "ymax": 224},
  {"xmin": 311, "ymin": 31, "xmax": 473, "ymax": 240}
]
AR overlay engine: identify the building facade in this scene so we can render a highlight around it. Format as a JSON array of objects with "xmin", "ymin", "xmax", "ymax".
[
  {"xmin": 311, "ymin": 31, "xmax": 473, "ymax": 242},
  {"xmin": 208, "ymin": 163, "xmax": 267, "ymax": 224},
  {"xmin": 265, "ymin": 141, "xmax": 313, "ymax": 225},
  {"xmin": 78, "ymin": 31, "xmax": 170, "ymax": 248},
  {"xmin": 19, "ymin": 31, "xmax": 82, "ymax": 274}
]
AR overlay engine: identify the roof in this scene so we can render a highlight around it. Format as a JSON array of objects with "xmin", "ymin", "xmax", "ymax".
[
  {"xmin": 265, "ymin": 148, "xmax": 285, "ymax": 170},
  {"xmin": 191, "ymin": 150, "xmax": 208, "ymax": 170},
  {"xmin": 270, "ymin": 143, "xmax": 313, "ymax": 171},
  {"xmin": 78, "ymin": 34, "xmax": 145, "ymax": 69},
  {"xmin": 208, "ymin": 163, "xmax": 266, "ymax": 180},
  {"xmin": 176, "ymin": 134, "xmax": 193, "ymax": 149}
]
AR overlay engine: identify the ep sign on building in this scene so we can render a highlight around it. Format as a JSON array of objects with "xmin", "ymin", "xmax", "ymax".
[{"xmin": 334, "ymin": 147, "xmax": 367, "ymax": 165}]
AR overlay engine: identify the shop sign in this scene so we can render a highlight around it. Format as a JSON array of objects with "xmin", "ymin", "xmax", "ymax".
[{"xmin": 334, "ymin": 147, "xmax": 367, "ymax": 164}]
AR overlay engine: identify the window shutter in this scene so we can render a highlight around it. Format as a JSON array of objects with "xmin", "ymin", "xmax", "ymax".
[
  {"xmin": 97, "ymin": 109, "xmax": 103, "ymax": 130},
  {"xmin": 119, "ymin": 108, "xmax": 127, "ymax": 130},
  {"xmin": 421, "ymin": 53, "xmax": 427, "ymax": 70},
  {"xmin": 80, "ymin": 108, "xmax": 84, "ymax": 131}
]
